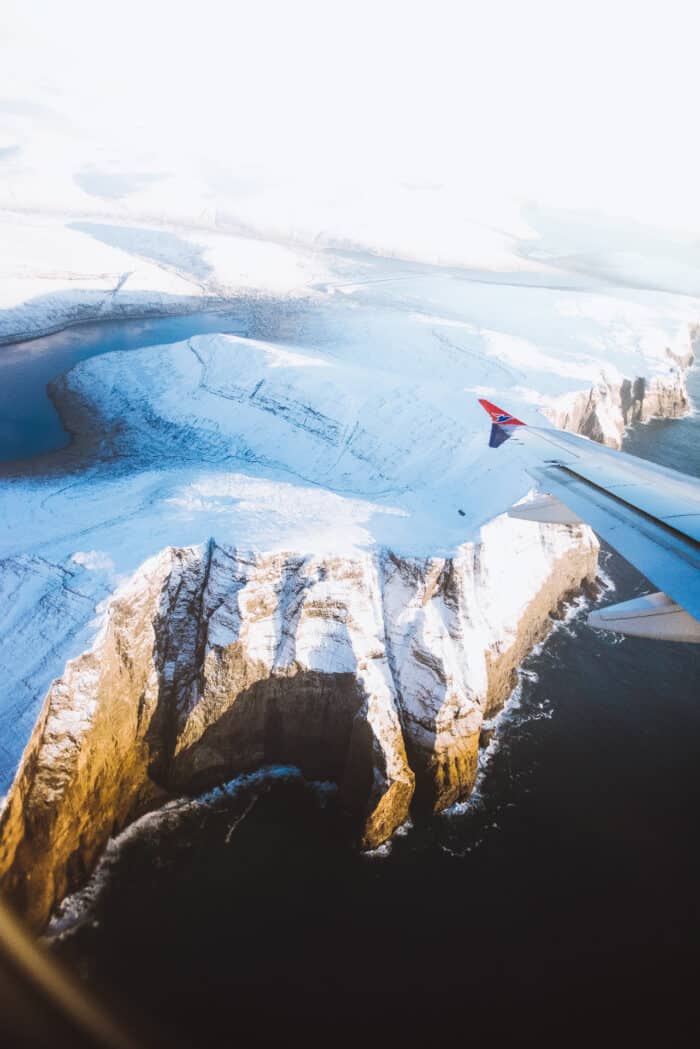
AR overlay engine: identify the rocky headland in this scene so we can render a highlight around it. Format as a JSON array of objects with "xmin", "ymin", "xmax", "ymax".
[
  {"xmin": 0, "ymin": 520, "xmax": 598, "ymax": 930},
  {"xmin": 0, "ymin": 252, "xmax": 696, "ymax": 933}
]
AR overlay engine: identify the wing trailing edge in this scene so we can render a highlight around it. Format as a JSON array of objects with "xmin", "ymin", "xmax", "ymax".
[
  {"xmin": 508, "ymin": 494, "xmax": 583, "ymax": 526},
  {"xmin": 588, "ymin": 592, "xmax": 700, "ymax": 643}
]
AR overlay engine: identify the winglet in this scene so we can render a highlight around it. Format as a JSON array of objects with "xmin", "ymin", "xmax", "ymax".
[{"xmin": 478, "ymin": 399, "xmax": 525, "ymax": 426}]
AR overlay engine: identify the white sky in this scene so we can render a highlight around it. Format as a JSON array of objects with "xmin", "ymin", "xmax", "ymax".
[{"xmin": 2, "ymin": 0, "xmax": 700, "ymax": 229}]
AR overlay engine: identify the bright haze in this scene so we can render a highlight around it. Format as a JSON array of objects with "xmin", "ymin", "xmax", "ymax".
[{"xmin": 2, "ymin": 0, "xmax": 700, "ymax": 241}]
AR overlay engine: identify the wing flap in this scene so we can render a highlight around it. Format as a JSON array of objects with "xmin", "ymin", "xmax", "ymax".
[
  {"xmin": 588, "ymin": 593, "xmax": 700, "ymax": 643},
  {"xmin": 508, "ymin": 494, "xmax": 583, "ymax": 525},
  {"xmin": 519, "ymin": 426, "xmax": 700, "ymax": 547},
  {"xmin": 528, "ymin": 461, "xmax": 700, "ymax": 622}
]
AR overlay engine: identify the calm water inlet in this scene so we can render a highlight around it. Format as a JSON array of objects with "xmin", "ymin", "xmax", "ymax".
[{"xmin": 0, "ymin": 311, "xmax": 248, "ymax": 462}]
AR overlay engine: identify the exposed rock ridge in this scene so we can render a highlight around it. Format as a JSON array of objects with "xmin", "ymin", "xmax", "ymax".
[
  {"xmin": 0, "ymin": 518, "xmax": 597, "ymax": 930},
  {"xmin": 543, "ymin": 345, "xmax": 695, "ymax": 448}
]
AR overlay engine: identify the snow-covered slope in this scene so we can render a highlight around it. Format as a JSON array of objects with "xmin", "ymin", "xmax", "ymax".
[
  {"xmin": 0, "ymin": 287, "xmax": 692, "ymax": 797},
  {"xmin": 0, "ymin": 210, "xmax": 335, "ymax": 344}
]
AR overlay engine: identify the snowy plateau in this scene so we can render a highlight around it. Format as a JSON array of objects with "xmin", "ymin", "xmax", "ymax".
[{"xmin": 0, "ymin": 185, "xmax": 697, "ymax": 928}]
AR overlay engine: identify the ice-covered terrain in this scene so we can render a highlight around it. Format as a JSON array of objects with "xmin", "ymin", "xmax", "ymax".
[
  {"xmin": 0, "ymin": 223, "xmax": 695, "ymax": 781},
  {"xmin": 1, "ymin": 51, "xmax": 699, "ymax": 925},
  {"xmin": 0, "ymin": 192, "xmax": 697, "ymax": 927}
]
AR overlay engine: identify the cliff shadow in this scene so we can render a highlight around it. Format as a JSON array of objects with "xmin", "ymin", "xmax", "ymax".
[{"xmin": 164, "ymin": 670, "xmax": 375, "ymax": 805}]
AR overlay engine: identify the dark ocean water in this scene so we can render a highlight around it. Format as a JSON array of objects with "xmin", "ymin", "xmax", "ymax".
[{"xmin": 42, "ymin": 368, "xmax": 700, "ymax": 1040}]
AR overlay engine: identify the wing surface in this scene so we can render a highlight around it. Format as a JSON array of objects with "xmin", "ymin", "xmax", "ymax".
[{"xmin": 478, "ymin": 399, "xmax": 700, "ymax": 631}]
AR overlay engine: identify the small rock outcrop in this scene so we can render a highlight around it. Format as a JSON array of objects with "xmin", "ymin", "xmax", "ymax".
[
  {"xmin": 543, "ymin": 364, "xmax": 692, "ymax": 448},
  {"xmin": 0, "ymin": 517, "xmax": 598, "ymax": 930}
]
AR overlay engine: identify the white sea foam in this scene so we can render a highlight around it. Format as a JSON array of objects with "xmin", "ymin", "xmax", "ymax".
[
  {"xmin": 362, "ymin": 815, "xmax": 414, "ymax": 859},
  {"xmin": 596, "ymin": 556, "xmax": 617, "ymax": 595},
  {"xmin": 394, "ymin": 816, "xmax": 414, "ymax": 838},
  {"xmin": 363, "ymin": 841, "xmax": 393, "ymax": 860},
  {"xmin": 443, "ymin": 577, "xmax": 597, "ymax": 825}
]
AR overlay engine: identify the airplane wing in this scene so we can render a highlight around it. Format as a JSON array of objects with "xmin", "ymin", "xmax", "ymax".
[{"xmin": 478, "ymin": 399, "xmax": 700, "ymax": 643}]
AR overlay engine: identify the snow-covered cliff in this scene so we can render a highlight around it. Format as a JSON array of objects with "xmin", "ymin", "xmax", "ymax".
[
  {"xmin": 0, "ymin": 520, "xmax": 597, "ymax": 930},
  {"xmin": 542, "ymin": 363, "xmax": 692, "ymax": 447}
]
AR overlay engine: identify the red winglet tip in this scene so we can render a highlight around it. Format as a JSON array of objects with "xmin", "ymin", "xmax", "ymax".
[{"xmin": 477, "ymin": 399, "xmax": 525, "ymax": 426}]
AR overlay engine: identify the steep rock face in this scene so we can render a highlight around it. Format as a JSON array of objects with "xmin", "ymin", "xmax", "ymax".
[
  {"xmin": 0, "ymin": 553, "xmax": 170, "ymax": 931},
  {"xmin": 543, "ymin": 362, "xmax": 692, "ymax": 448},
  {"xmin": 0, "ymin": 518, "xmax": 598, "ymax": 930},
  {"xmin": 381, "ymin": 515, "xmax": 598, "ymax": 810}
]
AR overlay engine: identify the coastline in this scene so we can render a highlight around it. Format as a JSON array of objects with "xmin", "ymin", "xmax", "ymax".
[
  {"xmin": 0, "ymin": 303, "xmax": 252, "ymax": 477},
  {"xmin": 0, "ymin": 307, "xmax": 696, "ymax": 930},
  {"xmin": 0, "ymin": 300, "xmax": 230, "ymax": 349},
  {"xmin": 0, "ymin": 526, "xmax": 599, "ymax": 931},
  {"xmin": 1, "ymin": 303, "xmax": 694, "ymax": 482}
]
